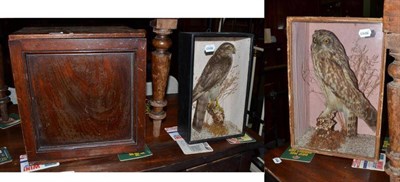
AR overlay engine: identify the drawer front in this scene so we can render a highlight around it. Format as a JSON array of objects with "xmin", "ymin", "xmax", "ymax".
[{"xmin": 186, "ymin": 154, "xmax": 243, "ymax": 172}]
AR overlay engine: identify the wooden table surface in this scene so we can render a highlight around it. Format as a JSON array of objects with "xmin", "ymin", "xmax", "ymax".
[
  {"xmin": 0, "ymin": 94, "xmax": 263, "ymax": 172},
  {"xmin": 264, "ymin": 145, "xmax": 389, "ymax": 182}
]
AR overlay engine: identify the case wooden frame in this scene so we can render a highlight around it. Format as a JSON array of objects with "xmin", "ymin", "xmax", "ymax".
[{"xmin": 287, "ymin": 17, "xmax": 386, "ymax": 160}]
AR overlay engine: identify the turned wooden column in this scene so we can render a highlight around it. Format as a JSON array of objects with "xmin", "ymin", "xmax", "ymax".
[
  {"xmin": 149, "ymin": 19, "xmax": 177, "ymax": 137},
  {"xmin": 386, "ymin": 35, "xmax": 400, "ymax": 182},
  {"xmin": 0, "ymin": 43, "xmax": 10, "ymax": 123},
  {"xmin": 384, "ymin": 1, "xmax": 400, "ymax": 181}
]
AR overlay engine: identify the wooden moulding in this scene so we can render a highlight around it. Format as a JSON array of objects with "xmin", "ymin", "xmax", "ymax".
[{"xmin": 287, "ymin": 17, "xmax": 385, "ymax": 161}]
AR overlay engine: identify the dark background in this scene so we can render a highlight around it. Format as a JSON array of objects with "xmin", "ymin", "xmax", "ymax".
[
  {"xmin": 0, "ymin": 18, "xmax": 266, "ymax": 137},
  {"xmin": 0, "ymin": 18, "xmax": 264, "ymax": 85}
]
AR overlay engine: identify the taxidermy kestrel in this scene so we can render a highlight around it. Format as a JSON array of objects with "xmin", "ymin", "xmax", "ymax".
[
  {"xmin": 311, "ymin": 29, "xmax": 377, "ymax": 137},
  {"xmin": 192, "ymin": 42, "xmax": 235, "ymax": 132}
]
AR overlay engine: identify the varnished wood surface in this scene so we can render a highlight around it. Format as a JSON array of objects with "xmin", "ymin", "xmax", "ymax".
[
  {"xmin": 28, "ymin": 53, "xmax": 134, "ymax": 146},
  {"xmin": 384, "ymin": 0, "xmax": 400, "ymax": 33},
  {"xmin": 8, "ymin": 26, "xmax": 145, "ymax": 40},
  {"xmin": 8, "ymin": 27, "xmax": 147, "ymax": 163},
  {"xmin": 264, "ymin": 145, "xmax": 389, "ymax": 182},
  {"xmin": 0, "ymin": 94, "xmax": 263, "ymax": 172}
]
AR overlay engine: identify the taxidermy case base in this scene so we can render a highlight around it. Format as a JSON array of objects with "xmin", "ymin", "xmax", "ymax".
[{"xmin": 296, "ymin": 128, "xmax": 375, "ymax": 158}]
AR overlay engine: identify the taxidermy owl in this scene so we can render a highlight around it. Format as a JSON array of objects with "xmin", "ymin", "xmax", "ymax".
[
  {"xmin": 192, "ymin": 42, "xmax": 235, "ymax": 132},
  {"xmin": 310, "ymin": 29, "xmax": 377, "ymax": 137}
]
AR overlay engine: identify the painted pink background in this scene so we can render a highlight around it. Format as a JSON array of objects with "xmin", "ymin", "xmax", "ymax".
[{"xmin": 291, "ymin": 21, "xmax": 384, "ymax": 135}]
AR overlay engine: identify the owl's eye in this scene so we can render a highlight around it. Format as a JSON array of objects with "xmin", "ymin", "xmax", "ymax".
[
  {"xmin": 313, "ymin": 37, "xmax": 317, "ymax": 43},
  {"xmin": 323, "ymin": 38, "xmax": 330, "ymax": 44}
]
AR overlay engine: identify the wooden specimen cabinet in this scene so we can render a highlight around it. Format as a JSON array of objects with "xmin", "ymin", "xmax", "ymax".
[
  {"xmin": 0, "ymin": 95, "xmax": 263, "ymax": 172},
  {"xmin": 8, "ymin": 26, "xmax": 147, "ymax": 163}
]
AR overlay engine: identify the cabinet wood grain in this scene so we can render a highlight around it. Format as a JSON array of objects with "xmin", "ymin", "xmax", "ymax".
[{"xmin": 8, "ymin": 26, "xmax": 146, "ymax": 163}]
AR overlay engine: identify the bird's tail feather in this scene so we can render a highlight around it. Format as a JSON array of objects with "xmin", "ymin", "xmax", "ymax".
[
  {"xmin": 351, "ymin": 94, "xmax": 377, "ymax": 132},
  {"xmin": 192, "ymin": 95, "xmax": 208, "ymax": 132},
  {"xmin": 360, "ymin": 104, "xmax": 377, "ymax": 131},
  {"xmin": 344, "ymin": 90, "xmax": 377, "ymax": 132}
]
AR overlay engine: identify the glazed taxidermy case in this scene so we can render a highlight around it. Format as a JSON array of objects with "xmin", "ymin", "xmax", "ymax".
[
  {"xmin": 287, "ymin": 17, "xmax": 385, "ymax": 161},
  {"xmin": 178, "ymin": 32, "xmax": 253, "ymax": 144}
]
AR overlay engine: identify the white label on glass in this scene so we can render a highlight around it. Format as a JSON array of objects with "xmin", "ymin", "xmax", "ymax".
[
  {"xmin": 359, "ymin": 29, "xmax": 372, "ymax": 38},
  {"xmin": 204, "ymin": 44, "xmax": 215, "ymax": 53}
]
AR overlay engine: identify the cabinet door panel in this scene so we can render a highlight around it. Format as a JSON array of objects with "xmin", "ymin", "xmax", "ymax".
[
  {"xmin": 9, "ymin": 27, "xmax": 146, "ymax": 163},
  {"xmin": 26, "ymin": 53, "xmax": 135, "ymax": 150}
]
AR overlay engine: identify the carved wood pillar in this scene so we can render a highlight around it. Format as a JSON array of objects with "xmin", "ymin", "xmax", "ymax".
[
  {"xmin": 386, "ymin": 34, "xmax": 400, "ymax": 181},
  {"xmin": 149, "ymin": 19, "xmax": 177, "ymax": 137},
  {"xmin": 384, "ymin": 0, "xmax": 400, "ymax": 180},
  {"xmin": 386, "ymin": 46, "xmax": 400, "ymax": 179},
  {"xmin": 0, "ymin": 43, "xmax": 10, "ymax": 123}
]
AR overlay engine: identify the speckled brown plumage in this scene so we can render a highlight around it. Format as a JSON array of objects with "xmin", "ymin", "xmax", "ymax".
[
  {"xmin": 311, "ymin": 29, "xmax": 377, "ymax": 137},
  {"xmin": 192, "ymin": 42, "xmax": 235, "ymax": 132}
]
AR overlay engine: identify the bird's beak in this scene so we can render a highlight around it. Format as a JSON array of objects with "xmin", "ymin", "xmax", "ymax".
[{"xmin": 233, "ymin": 48, "xmax": 236, "ymax": 54}]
